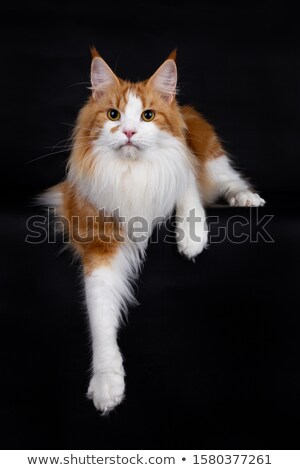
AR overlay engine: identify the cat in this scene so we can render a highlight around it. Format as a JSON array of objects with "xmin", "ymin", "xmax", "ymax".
[{"xmin": 44, "ymin": 48, "xmax": 265, "ymax": 413}]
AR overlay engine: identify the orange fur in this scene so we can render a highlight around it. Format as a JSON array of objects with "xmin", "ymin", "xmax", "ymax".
[
  {"xmin": 182, "ymin": 105, "xmax": 223, "ymax": 162},
  {"xmin": 90, "ymin": 46, "xmax": 100, "ymax": 59},
  {"xmin": 181, "ymin": 105, "xmax": 224, "ymax": 195},
  {"xmin": 56, "ymin": 181, "xmax": 123, "ymax": 275},
  {"xmin": 168, "ymin": 49, "xmax": 177, "ymax": 61}
]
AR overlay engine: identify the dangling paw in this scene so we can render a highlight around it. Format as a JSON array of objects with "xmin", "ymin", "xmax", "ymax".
[
  {"xmin": 87, "ymin": 367, "xmax": 125, "ymax": 414},
  {"xmin": 229, "ymin": 190, "xmax": 266, "ymax": 207},
  {"xmin": 177, "ymin": 221, "xmax": 208, "ymax": 260}
]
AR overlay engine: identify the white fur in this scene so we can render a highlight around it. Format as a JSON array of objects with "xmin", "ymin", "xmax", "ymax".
[
  {"xmin": 40, "ymin": 187, "xmax": 63, "ymax": 208},
  {"xmin": 177, "ymin": 171, "xmax": 208, "ymax": 259},
  {"xmin": 86, "ymin": 244, "xmax": 141, "ymax": 413},
  {"xmin": 203, "ymin": 155, "xmax": 265, "ymax": 206}
]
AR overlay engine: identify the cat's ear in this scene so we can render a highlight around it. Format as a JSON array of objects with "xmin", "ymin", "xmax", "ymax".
[
  {"xmin": 90, "ymin": 51, "xmax": 119, "ymax": 100},
  {"xmin": 147, "ymin": 58, "xmax": 177, "ymax": 104}
]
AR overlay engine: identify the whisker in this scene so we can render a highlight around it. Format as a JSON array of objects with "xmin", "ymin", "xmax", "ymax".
[
  {"xmin": 61, "ymin": 122, "xmax": 99, "ymax": 133},
  {"xmin": 45, "ymin": 131, "xmax": 94, "ymax": 153},
  {"xmin": 26, "ymin": 142, "xmax": 92, "ymax": 165},
  {"xmin": 26, "ymin": 149, "xmax": 71, "ymax": 164},
  {"xmin": 45, "ymin": 138, "xmax": 91, "ymax": 150},
  {"xmin": 66, "ymin": 82, "xmax": 90, "ymax": 88},
  {"xmin": 46, "ymin": 137, "xmax": 73, "ymax": 150}
]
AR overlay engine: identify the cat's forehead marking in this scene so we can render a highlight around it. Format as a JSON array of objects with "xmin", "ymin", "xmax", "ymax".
[
  {"xmin": 124, "ymin": 91, "xmax": 143, "ymax": 117},
  {"xmin": 109, "ymin": 92, "xmax": 144, "ymax": 133}
]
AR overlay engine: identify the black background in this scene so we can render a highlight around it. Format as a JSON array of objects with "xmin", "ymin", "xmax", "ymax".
[{"xmin": 1, "ymin": 1, "xmax": 300, "ymax": 449}]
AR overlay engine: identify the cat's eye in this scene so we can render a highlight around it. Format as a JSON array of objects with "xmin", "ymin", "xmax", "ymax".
[
  {"xmin": 107, "ymin": 109, "xmax": 121, "ymax": 121},
  {"xmin": 141, "ymin": 110, "xmax": 155, "ymax": 122}
]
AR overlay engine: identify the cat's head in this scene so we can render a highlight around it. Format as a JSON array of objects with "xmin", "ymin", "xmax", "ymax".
[{"xmin": 75, "ymin": 48, "xmax": 186, "ymax": 159}]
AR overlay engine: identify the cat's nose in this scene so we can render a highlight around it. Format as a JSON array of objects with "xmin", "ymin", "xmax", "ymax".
[{"xmin": 123, "ymin": 130, "xmax": 136, "ymax": 139}]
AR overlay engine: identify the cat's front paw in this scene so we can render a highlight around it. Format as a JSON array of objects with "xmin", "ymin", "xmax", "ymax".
[
  {"xmin": 178, "ymin": 223, "xmax": 208, "ymax": 260},
  {"xmin": 229, "ymin": 190, "xmax": 266, "ymax": 207},
  {"xmin": 87, "ymin": 368, "xmax": 125, "ymax": 414}
]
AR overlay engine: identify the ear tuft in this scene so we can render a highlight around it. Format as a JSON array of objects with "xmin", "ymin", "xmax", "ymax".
[
  {"xmin": 90, "ymin": 46, "xmax": 100, "ymax": 59},
  {"xmin": 147, "ymin": 59, "xmax": 177, "ymax": 104},
  {"xmin": 90, "ymin": 56, "xmax": 119, "ymax": 99},
  {"xmin": 168, "ymin": 49, "xmax": 177, "ymax": 61}
]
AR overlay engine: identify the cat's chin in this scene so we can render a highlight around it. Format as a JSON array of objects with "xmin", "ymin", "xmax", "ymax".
[{"xmin": 119, "ymin": 145, "xmax": 141, "ymax": 159}]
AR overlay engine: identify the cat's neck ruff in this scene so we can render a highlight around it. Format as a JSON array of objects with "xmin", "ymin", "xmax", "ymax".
[{"xmin": 68, "ymin": 138, "xmax": 193, "ymax": 226}]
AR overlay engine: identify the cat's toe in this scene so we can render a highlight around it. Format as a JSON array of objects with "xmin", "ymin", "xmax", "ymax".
[
  {"xmin": 87, "ymin": 370, "xmax": 125, "ymax": 413},
  {"xmin": 229, "ymin": 191, "xmax": 265, "ymax": 207},
  {"xmin": 178, "ymin": 228, "xmax": 208, "ymax": 260}
]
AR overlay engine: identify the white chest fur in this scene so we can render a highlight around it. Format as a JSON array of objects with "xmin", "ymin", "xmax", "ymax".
[{"xmin": 69, "ymin": 140, "xmax": 192, "ymax": 226}]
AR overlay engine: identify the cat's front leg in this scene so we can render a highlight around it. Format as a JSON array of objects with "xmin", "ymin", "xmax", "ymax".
[
  {"xmin": 176, "ymin": 172, "xmax": 208, "ymax": 260},
  {"xmin": 84, "ymin": 247, "xmax": 133, "ymax": 413},
  {"xmin": 202, "ymin": 155, "xmax": 266, "ymax": 207}
]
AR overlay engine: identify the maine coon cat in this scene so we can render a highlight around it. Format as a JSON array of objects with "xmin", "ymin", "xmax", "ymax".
[{"xmin": 44, "ymin": 48, "xmax": 265, "ymax": 413}]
